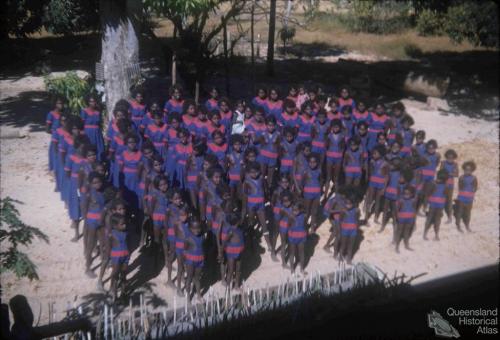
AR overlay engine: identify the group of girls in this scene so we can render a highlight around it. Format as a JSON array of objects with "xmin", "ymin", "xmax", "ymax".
[{"xmin": 45, "ymin": 83, "xmax": 478, "ymax": 300}]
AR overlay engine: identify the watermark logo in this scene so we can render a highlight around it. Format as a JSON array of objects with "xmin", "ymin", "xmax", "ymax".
[{"xmin": 428, "ymin": 310, "xmax": 460, "ymax": 338}]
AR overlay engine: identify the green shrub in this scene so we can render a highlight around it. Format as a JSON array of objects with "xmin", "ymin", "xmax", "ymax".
[
  {"xmin": 44, "ymin": 71, "xmax": 93, "ymax": 115},
  {"xmin": 416, "ymin": 9, "xmax": 443, "ymax": 36},
  {"xmin": 0, "ymin": 197, "xmax": 49, "ymax": 281},
  {"xmin": 444, "ymin": 1, "xmax": 499, "ymax": 47}
]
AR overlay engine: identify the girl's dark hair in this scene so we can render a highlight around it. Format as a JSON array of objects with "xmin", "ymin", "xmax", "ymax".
[
  {"xmin": 280, "ymin": 189, "xmax": 293, "ymax": 201},
  {"xmin": 53, "ymin": 96, "xmax": 66, "ymax": 106},
  {"xmin": 462, "ymin": 161, "xmax": 477, "ymax": 171},
  {"xmin": 168, "ymin": 112, "xmax": 181, "ymax": 124},
  {"xmin": 151, "ymin": 154, "xmax": 164, "ymax": 165},
  {"xmin": 283, "ymin": 99, "xmax": 296, "ymax": 109},
  {"xmin": 218, "ymin": 97, "xmax": 230, "ymax": 106},
  {"xmin": 211, "ymin": 130, "xmax": 224, "ymax": 139},
  {"xmin": 104, "ymin": 188, "xmax": 120, "ymax": 203},
  {"xmin": 204, "ymin": 154, "xmax": 219, "ymax": 165},
  {"xmin": 444, "ymin": 149, "xmax": 458, "ymax": 159},
  {"xmin": 230, "ymin": 134, "xmax": 244, "ymax": 145},
  {"xmin": 226, "ymin": 212, "xmax": 240, "ymax": 226},
  {"xmin": 248, "ymin": 161, "xmax": 261, "ymax": 172},
  {"xmin": 114, "ymin": 99, "xmax": 131, "ymax": 112},
  {"xmin": 110, "ymin": 213, "xmax": 126, "ymax": 228},
  {"xmin": 88, "ymin": 171, "xmax": 104, "ymax": 184},
  {"xmin": 373, "ymin": 145, "xmax": 387, "ymax": 157},
  {"xmin": 283, "ymin": 126, "xmax": 296, "ymax": 136},
  {"xmin": 83, "ymin": 144, "xmax": 97, "ymax": 157},
  {"xmin": 377, "ymin": 132, "xmax": 387, "ymax": 140},
  {"xmin": 152, "ymin": 109, "xmax": 163, "ymax": 118},
  {"xmin": 265, "ymin": 115, "xmax": 277, "ymax": 124},
  {"xmin": 244, "ymin": 146, "xmax": 258, "ymax": 157},
  {"xmin": 308, "ymin": 152, "xmax": 321, "ymax": 162},
  {"xmin": 403, "ymin": 185, "xmax": 416, "ymax": 196},
  {"xmin": 209, "ymin": 110, "xmax": 221, "ymax": 119},
  {"xmin": 117, "ymin": 118, "xmax": 131, "ymax": 134},
  {"xmin": 141, "ymin": 140, "xmax": 155, "ymax": 152},
  {"xmin": 341, "ymin": 106, "xmax": 352, "ymax": 114},
  {"xmin": 357, "ymin": 121, "xmax": 368, "ymax": 129},
  {"xmin": 416, "ymin": 130, "xmax": 426, "ymax": 138},
  {"xmin": 153, "ymin": 174, "xmax": 168, "ymax": 189},
  {"xmin": 207, "ymin": 165, "xmax": 224, "ymax": 179},
  {"xmin": 316, "ymin": 108, "xmax": 327, "ymax": 117},
  {"xmin": 401, "ymin": 114, "xmax": 415, "ymax": 126},
  {"xmin": 301, "ymin": 100, "xmax": 313, "ymax": 112},
  {"xmin": 331, "ymin": 119, "xmax": 342, "ymax": 128},
  {"xmin": 125, "ymin": 133, "xmax": 139, "ymax": 144},
  {"xmin": 131, "ymin": 87, "xmax": 144, "ymax": 98},
  {"xmin": 169, "ymin": 84, "xmax": 183, "ymax": 96},
  {"xmin": 193, "ymin": 140, "xmax": 207, "ymax": 153},
  {"xmin": 392, "ymin": 101, "xmax": 405, "ymax": 112},
  {"xmin": 426, "ymin": 139, "xmax": 438, "ymax": 149},
  {"xmin": 349, "ymin": 135, "xmax": 361, "ymax": 146},
  {"xmin": 182, "ymin": 100, "xmax": 196, "ymax": 114},
  {"xmin": 256, "ymin": 86, "xmax": 267, "ymax": 95},
  {"xmin": 177, "ymin": 127, "xmax": 189, "ymax": 137},
  {"xmin": 74, "ymin": 135, "xmax": 90, "ymax": 150}
]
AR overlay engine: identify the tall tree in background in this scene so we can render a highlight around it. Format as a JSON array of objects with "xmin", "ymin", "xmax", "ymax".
[
  {"xmin": 99, "ymin": 0, "xmax": 141, "ymax": 116},
  {"xmin": 266, "ymin": 0, "xmax": 277, "ymax": 76}
]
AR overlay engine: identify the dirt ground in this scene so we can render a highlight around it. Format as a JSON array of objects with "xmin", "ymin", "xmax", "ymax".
[{"xmin": 1, "ymin": 75, "xmax": 498, "ymax": 325}]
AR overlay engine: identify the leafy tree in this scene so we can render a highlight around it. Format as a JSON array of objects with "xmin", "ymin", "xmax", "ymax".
[
  {"xmin": 0, "ymin": 197, "xmax": 49, "ymax": 281},
  {"xmin": 43, "ymin": 0, "xmax": 100, "ymax": 35},
  {"xmin": 2, "ymin": 0, "xmax": 45, "ymax": 38}
]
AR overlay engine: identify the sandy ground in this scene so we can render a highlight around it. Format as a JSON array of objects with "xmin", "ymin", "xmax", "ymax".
[{"xmin": 1, "ymin": 79, "xmax": 498, "ymax": 325}]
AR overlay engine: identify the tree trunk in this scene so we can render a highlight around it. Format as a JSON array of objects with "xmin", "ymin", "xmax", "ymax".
[
  {"xmin": 223, "ymin": 19, "xmax": 230, "ymax": 96},
  {"xmin": 100, "ymin": 0, "xmax": 140, "ymax": 119},
  {"xmin": 266, "ymin": 0, "xmax": 277, "ymax": 77},
  {"xmin": 250, "ymin": 1, "xmax": 255, "ymax": 93}
]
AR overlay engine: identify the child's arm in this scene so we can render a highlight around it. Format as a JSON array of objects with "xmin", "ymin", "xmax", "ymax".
[
  {"xmin": 472, "ymin": 175, "xmax": 478, "ymax": 192},
  {"xmin": 81, "ymin": 192, "xmax": 90, "ymax": 222},
  {"xmin": 240, "ymin": 182, "xmax": 248, "ymax": 221}
]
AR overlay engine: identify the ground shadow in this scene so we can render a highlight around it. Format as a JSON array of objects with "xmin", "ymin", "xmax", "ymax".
[
  {"xmin": 278, "ymin": 42, "xmax": 346, "ymax": 58},
  {"xmin": 0, "ymin": 91, "xmax": 50, "ymax": 132}
]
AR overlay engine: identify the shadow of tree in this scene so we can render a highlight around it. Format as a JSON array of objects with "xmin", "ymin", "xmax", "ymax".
[
  {"xmin": 0, "ymin": 91, "xmax": 50, "ymax": 132},
  {"xmin": 278, "ymin": 42, "xmax": 346, "ymax": 58}
]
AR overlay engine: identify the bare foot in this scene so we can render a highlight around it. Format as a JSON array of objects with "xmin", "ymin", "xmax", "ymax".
[
  {"xmin": 271, "ymin": 253, "xmax": 279, "ymax": 262},
  {"xmin": 405, "ymin": 245, "xmax": 414, "ymax": 251},
  {"xmin": 176, "ymin": 288, "xmax": 184, "ymax": 297},
  {"xmin": 395, "ymin": 247, "xmax": 400, "ymax": 254},
  {"xmin": 323, "ymin": 245, "xmax": 332, "ymax": 253},
  {"xmin": 96, "ymin": 281, "xmax": 105, "ymax": 293},
  {"xmin": 165, "ymin": 280, "xmax": 176, "ymax": 289},
  {"xmin": 378, "ymin": 227, "xmax": 385, "ymax": 233},
  {"xmin": 466, "ymin": 227, "xmax": 472, "ymax": 233},
  {"xmin": 423, "ymin": 235, "xmax": 428, "ymax": 241},
  {"xmin": 374, "ymin": 219, "xmax": 380, "ymax": 225},
  {"xmin": 445, "ymin": 218, "xmax": 452, "ymax": 224},
  {"xmin": 434, "ymin": 235, "xmax": 440, "ymax": 241},
  {"xmin": 71, "ymin": 235, "xmax": 79, "ymax": 242},
  {"xmin": 85, "ymin": 269, "xmax": 97, "ymax": 278},
  {"xmin": 282, "ymin": 262, "xmax": 290, "ymax": 269},
  {"xmin": 457, "ymin": 227, "xmax": 463, "ymax": 233}
]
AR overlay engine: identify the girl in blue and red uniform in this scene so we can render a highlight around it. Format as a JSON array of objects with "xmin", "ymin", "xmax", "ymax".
[
  {"xmin": 81, "ymin": 95, "xmax": 105, "ymax": 160},
  {"xmin": 413, "ymin": 130, "xmax": 426, "ymax": 157},
  {"xmin": 105, "ymin": 106, "xmax": 127, "ymax": 146},
  {"xmin": 395, "ymin": 185, "xmax": 417, "ymax": 252},
  {"xmin": 46, "ymin": 96, "xmax": 65, "ymax": 172},
  {"xmin": 293, "ymin": 141, "xmax": 312, "ymax": 192},
  {"xmin": 341, "ymin": 106, "xmax": 355, "ymax": 142},
  {"xmin": 258, "ymin": 116, "xmax": 280, "ymax": 189},
  {"xmin": 185, "ymin": 142, "xmax": 206, "ymax": 209},
  {"xmin": 184, "ymin": 219, "xmax": 204, "ymax": 303},
  {"xmin": 81, "ymin": 172, "xmax": 106, "ymax": 277},
  {"xmin": 355, "ymin": 121, "xmax": 369, "ymax": 163},
  {"xmin": 138, "ymin": 143, "xmax": 158, "ymax": 211},
  {"xmin": 53, "ymin": 113, "xmax": 68, "ymax": 193},
  {"xmin": 194, "ymin": 106, "xmax": 210, "ymax": 140},
  {"xmin": 439, "ymin": 149, "xmax": 459, "ymax": 223},
  {"xmin": 264, "ymin": 87, "xmax": 283, "ymax": 119},
  {"xmin": 165, "ymin": 113, "xmax": 182, "ymax": 184},
  {"xmin": 144, "ymin": 110, "xmax": 168, "ymax": 159},
  {"xmin": 174, "ymin": 207, "xmax": 190, "ymax": 296},
  {"xmin": 379, "ymin": 157, "xmax": 402, "ymax": 243},
  {"xmin": 201, "ymin": 166, "xmax": 223, "ymax": 232},
  {"xmin": 271, "ymin": 175, "xmax": 292, "ymax": 247},
  {"xmin": 242, "ymin": 161, "xmax": 278, "ymax": 261},
  {"xmin": 205, "ymin": 86, "xmax": 220, "ymax": 112},
  {"xmin": 165, "ymin": 189, "xmax": 186, "ymax": 287},
  {"xmin": 455, "ymin": 161, "xmax": 478, "ymax": 233},
  {"xmin": 163, "ymin": 84, "xmax": 184, "ymax": 116},
  {"xmin": 390, "ymin": 101, "xmax": 406, "ymax": 132},
  {"xmin": 279, "ymin": 127, "xmax": 298, "ymax": 177},
  {"xmin": 109, "ymin": 213, "xmax": 130, "ymax": 301},
  {"xmin": 325, "ymin": 119, "xmax": 345, "ymax": 196},
  {"xmin": 301, "ymin": 153, "xmax": 323, "ymax": 232},
  {"xmin": 251, "ymin": 86, "xmax": 268, "ymax": 112},
  {"xmin": 117, "ymin": 134, "xmax": 143, "ymax": 212},
  {"xmin": 424, "ymin": 169, "xmax": 449, "ymax": 241},
  {"xmin": 221, "ymin": 212, "xmax": 245, "ymax": 289},
  {"xmin": 65, "ymin": 134, "xmax": 89, "ymax": 239},
  {"xmin": 333, "ymin": 195, "xmax": 359, "ymax": 264},
  {"xmin": 226, "ymin": 134, "xmax": 245, "ymax": 198},
  {"xmin": 364, "ymin": 145, "xmax": 389, "ymax": 223},
  {"xmin": 338, "ymin": 86, "xmax": 356, "ymax": 113},
  {"xmin": 246, "ymin": 107, "xmax": 266, "ymax": 145},
  {"xmin": 296, "ymin": 84, "xmax": 309, "ymax": 110},
  {"xmin": 218, "ymin": 97, "xmax": 233, "ymax": 133},
  {"xmin": 343, "ymin": 136, "xmax": 364, "ymax": 187},
  {"xmin": 297, "ymin": 101, "xmax": 315, "ymax": 144},
  {"xmin": 326, "ymin": 98, "xmax": 342, "ymax": 122},
  {"xmin": 278, "ymin": 99, "xmax": 299, "ymax": 129},
  {"xmin": 206, "ymin": 111, "xmax": 226, "ymax": 142},
  {"xmin": 286, "ymin": 202, "xmax": 308, "ymax": 275},
  {"xmin": 367, "ymin": 103, "xmax": 389, "ymax": 151},
  {"xmin": 286, "ymin": 85, "xmax": 299, "ymax": 106},
  {"xmin": 173, "ymin": 128, "xmax": 193, "ymax": 189},
  {"xmin": 399, "ymin": 115, "xmax": 415, "ymax": 158},
  {"xmin": 311, "ymin": 109, "xmax": 329, "ymax": 166},
  {"xmin": 207, "ymin": 130, "xmax": 228, "ymax": 170},
  {"xmin": 182, "ymin": 100, "xmax": 198, "ymax": 136},
  {"xmin": 108, "ymin": 119, "xmax": 134, "ymax": 188},
  {"xmin": 275, "ymin": 190, "xmax": 293, "ymax": 267},
  {"xmin": 139, "ymin": 101, "xmax": 160, "ymax": 134},
  {"xmin": 149, "ymin": 174, "xmax": 169, "ymax": 257},
  {"xmin": 129, "ymin": 89, "xmax": 146, "ymax": 130},
  {"xmin": 353, "ymin": 100, "xmax": 370, "ymax": 126},
  {"xmin": 421, "ymin": 139, "xmax": 441, "ymax": 210}
]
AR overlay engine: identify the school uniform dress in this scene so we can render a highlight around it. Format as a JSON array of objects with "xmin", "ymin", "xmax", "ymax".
[
  {"xmin": 457, "ymin": 175, "xmax": 476, "ymax": 204},
  {"xmin": 80, "ymin": 108, "xmax": 105, "ymax": 160},
  {"xmin": 220, "ymin": 110, "xmax": 233, "ymax": 134},
  {"xmin": 279, "ymin": 206, "xmax": 292, "ymax": 234},
  {"xmin": 118, "ymin": 150, "xmax": 142, "ymax": 210},
  {"xmin": 280, "ymin": 140, "xmax": 298, "ymax": 174},
  {"xmin": 207, "ymin": 142, "xmax": 227, "ymax": 169},
  {"xmin": 163, "ymin": 98, "xmax": 184, "ymax": 115},
  {"xmin": 384, "ymin": 170, "xmax": 400, "ymax": 201},
  {"xmin": 342, "ymin": 117, "xmax": 355, "ymax": 142},
  {"xmin": 182, "ymin": 114, "xmax": 198, "ymax": 137},
  {"xmin": 174, "ymin": 142, "xmax": 193, "ymax": 189},
  {"xmin": 369, "ymin": 159, "xmax": 387, "ymax": 189},
  {"xmin": 288, "ymin": 214, "xmax": 307, "ymax": 245},
  {"xmin": 85, "ymin": 188, "xmax": 105, "ymax": 229},
  {"xmin": 278, "ymin": 111, "xmax": 300, "ymax": 129},
  {"xmin": 353, "ymin": 109, "xmax": 369, "ymax": 125},
  {"xmin": 397, "ymin": 198, "xmax": 416, "ymax": 225},
  {"xmin": 228, "ymin": 151, "xmax": 244, "ymax": 187},
  {"xmin": 246, "ymin": 177, "xmax": 265, "ymax": 211},
  {"xmin": 442, "ymin": 161, "xmax": 457, "ymax": 191},
  {"xmin": 264, "ymin": 100, "xmax": 283, "ymax": 120},
  {"xmin": 258, "ymin": 131, "xmax": 279, "ymax": 166},
  {"xmin": 345, "ymin": 149, "xmax": 363, "ymax": 179},
  {"xmin": 205, "ymin": 98, "xmax": 219, "ymax": 112},
  {"xmin": 326, "ymin": 132, "xmax": 345, "ymax": 165},
  {"xmin": 251, "ymin": 96, "xmax": 267, "ymax": 112},
  {"xmin": 422, "ymin": 152, "xmax": 439, "ymax": 183},
  {"xmin": 303, "ymin": 168, "xmax": 322, "ymax": 200},
  {"xmin": 341, "ymin": 208, "xmax": 358, "ymax": 237},
  {"xmin": 338, "ymin": 98, "xmax": 356, "ymax": 112},
  {"xmin": 175, "ymin": 222, "xmax": 190, "ymax": 257},
  {"xmin": 222, "ymin": 225, "xmax": 244, "ymax": 259},
  {"xmin": 312, "ymin": 121, "xmax": 329, "ymax": 156},
  {"xmin": 144, "ymin": 123, "xmax": 169, "ymax": 159},
  {"xmin": 428, "ymin": 183, "xmax": 446, "ymax": 209},
  {"xmin": 46, "ymin": 110, "xmax": 61, "ymax": 172},
  {"xmin": 184, "ymin": 231, "xmax": 204, "ymax": 268},
  {"xmin": 151, "ymin": 189, "xmax": 168, "ymax": 231},
  {"xmin": 367, "ymin": 113, "xmax": 389, "ymax": 151},
  {"xmin": 297, "ymin": 115, "xmax": 315, "ymax": 144},
  {"xmin": 110, "ymin": 229, "xmax": 129, "ymax": 265},
  {"xmin": 165, "ymin": 128, "xmax": 179, "ymax": 183},
  {"xmin": 129, "ymin": 100, "xmax": 146, "ymax": 130},
  {"xmin": 65, "ymin": 154, "xmax": 86, "ymax": 220},
  {"xmin": 186, "ymin": 156, "xmax": 204, "ymax": 191},
  {"xmin": 400, "ymin": 128, "xmax": 414, "ymax": 157}
]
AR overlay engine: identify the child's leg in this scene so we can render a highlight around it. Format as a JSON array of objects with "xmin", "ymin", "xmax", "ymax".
[
  {"xmin": 226, "ymin": 258, "xmax": 235, "ymax": 287},
  {"xmin": 85, "ymin": 228, "xmax": 97, "ymax": 278},
  {"xmin": 288, "ymin": 243, "xmax": 297, "ymax": 273},
  {"xmin": 423, "ymin": 208, "xmax": 435, "ymax": 240},
  {"xmin": 374, "ymin": 190, "xmax": 384, "ymax": 223},
  {"xmin": 433, "ymin": 208, "xmax": 443, "ymax": 240},
  {"xmin": 257, "ymin": 209, "xmax": 277, "ymax": 259},
  {"xmin": 390, "ymin": 201, "xmax": 398, "ymax": 244},
  {"xmin": 279, "ymin": 232, "xmax": 288, "ymax": 267},
  {"xmin": 176, "ymin": 256, "xmax": 185, "ymax": 296},
  {"xmin": 339, "ymin": 235, "xmax": 348, "ymax": 260},
  {"xmin": 395, "ymin": 222, "xmax": 405, "ymax": 253},
  {"xmin": 345, "ymin": 176, "xmax": 353, "ymax": 186},
  {"xmin": 379, "ymin": 200, "xmax": 390, "ymax": 232},
  {"xmin": 445, "ymin": 190, "xmax": 453, "ymax": 223},
  {"xmin": 403, "ymin": 223, "xmax": 413, "ymax": 250},
  {"xmin": 110, "ymin": 263, "xmax": 120, "ymax": 300},
  {"xmin": 346, "ymin": 235, "xmax": 356, "ymax": 264},
  {"xmin": 267, "ymin": 166, "xmax": 275, "ymax": 189},
  {"xmin": 353, "ymin": 177, "xmax": 360, "ymax": 187},
  {"xmin": 234, "ymin": 259, "xmax": 242, "ymax": 290},
  {"xmin": 97, "ymin": 248, "xmax": 110, "ymax": 292},
  {"xmin": 325, "ymin": 164, "xmax": 333, "ymax": 197},
  {"xmin": 298, "ymin": 242, "xmax": 307, "ymax": 274},
  {"xmin": 167, "ymin": 241, "xmax": 176, "ymax": 284},
  {"xmin": 333, "ymin": 232, "xmax": 342, "ymax": 259},
  {"xmin": 323, "ymin": 226, "xmax": 335, "ymax": 252},
  {"xmin": 119, "ymin": 263, "xmax": 128, "ymax": 295},
  {"xmin": 304, "ymin": 199, "xmax": 313, "ymax": 228},
  {"xmin": 310, "ymin": 198, "xmax": 320, "ymax": 232},
  {"xmin": 194, "ymin": 267, "xmax": 203, "ymax": 300},
  {"xmin": 455, "ymin": 201, "xmax": 464, "ymax": 232},
  {"xmin": 333, "ymin": 164, "xmax": 342, "ymax": 191},
  {"xmin": 364, "ymin": 187, "xmax": 375, "ymax": 221},
  {"xmin": 71, "ymin": 219, "xmax": 80, "ymax": 242},
  {"xmin": 185, "ymin": 264, "xmax": 194, "ymax": 302},
  {"xmin": 463, "ymin": 203, "xmax": 473, "ymax": 232},
  {"xmin": 189, "ymin": 189, "xmax": 198, "ymax": 210}
]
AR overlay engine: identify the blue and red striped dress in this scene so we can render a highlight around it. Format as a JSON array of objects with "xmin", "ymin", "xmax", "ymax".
[
  {"xmin": 264, "ymin": 99, "xmax": 283, "ymax": 119},
  {"xmin": 428, "ymin": 182, "xmax": 446, "ymax": 209},
  {"xmin": 246, "ymin": 177, "xmax": 265, "ymax": 211},
  {"xmin": 297, "ymin": 115, "xmax": 314, "ymax": 143},
  {"xmin": 184, "ymin": 229, "xmax": 204, "ymax": 268},
  {"xmin": 397, "ymin": 197, "xmax": 416, "ymax": 225},
  {"xmin": 344, "ymin": 148, "xmax": 363, "ymax": 179},
  {"xmin": 384, "ymin": 170, "xmax": 400, "ymax": 201},
  {"xmin": 280, "ymin": 139, "xmax": 298, "ymax": 174},
  {"xmin": 369, "ymin": 159, "xmax": 387, "ymax": 189},
  {"xmin": 341, "ymin": 207, "xmax": 358, "ymax": 237},
  {"xmin": 110, "ymin": 229, "xmax": 129, "ymax": 265},
  {"xmin": 174, "ymin": 142, "xmax": 193, "ymax": 189},
  {"xmin": 129, "ymin": 100, "xmax": 146, "ymax": 130},
  {"xmin": 457, "ymin": 175, "xmax": 476, "ymax": 204},
  {"xmin": 85, "ymin": 188, "xmax": 105, "ymax": 229},
  {"xmin": 326, "ymin": 131, "xmax": 345, "ymax": 165},
  {"xmin": 222, "ymin": 224, "xmax": 244, "ymax": 259},
  {"xmin": 303, "ymin": 168, "xmax": 321, "ymax": 200},
  {"xmin": 144, "ymin": 123, "xmax": 168, "ymax": 159},
  {"xmin": 80, "ymin": 107, "xmax": 104, "ymax": 160},
  {"xmin": 47, "ymin": 110, "xmax": 61, "ymax": 171},
  {"xmin": 288, "ymin": 213, "xmax": 307, "ymax": 244}
]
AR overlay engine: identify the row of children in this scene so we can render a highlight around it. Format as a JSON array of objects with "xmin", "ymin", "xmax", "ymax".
[{"xmin": 45, "ymin": 84, "xmax": 478, "ymax": 301}]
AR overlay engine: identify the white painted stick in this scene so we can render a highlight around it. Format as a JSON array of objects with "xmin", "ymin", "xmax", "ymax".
[{"xmin": 173, "ymin": 295, "xmax": 177, "ymax": 326}]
